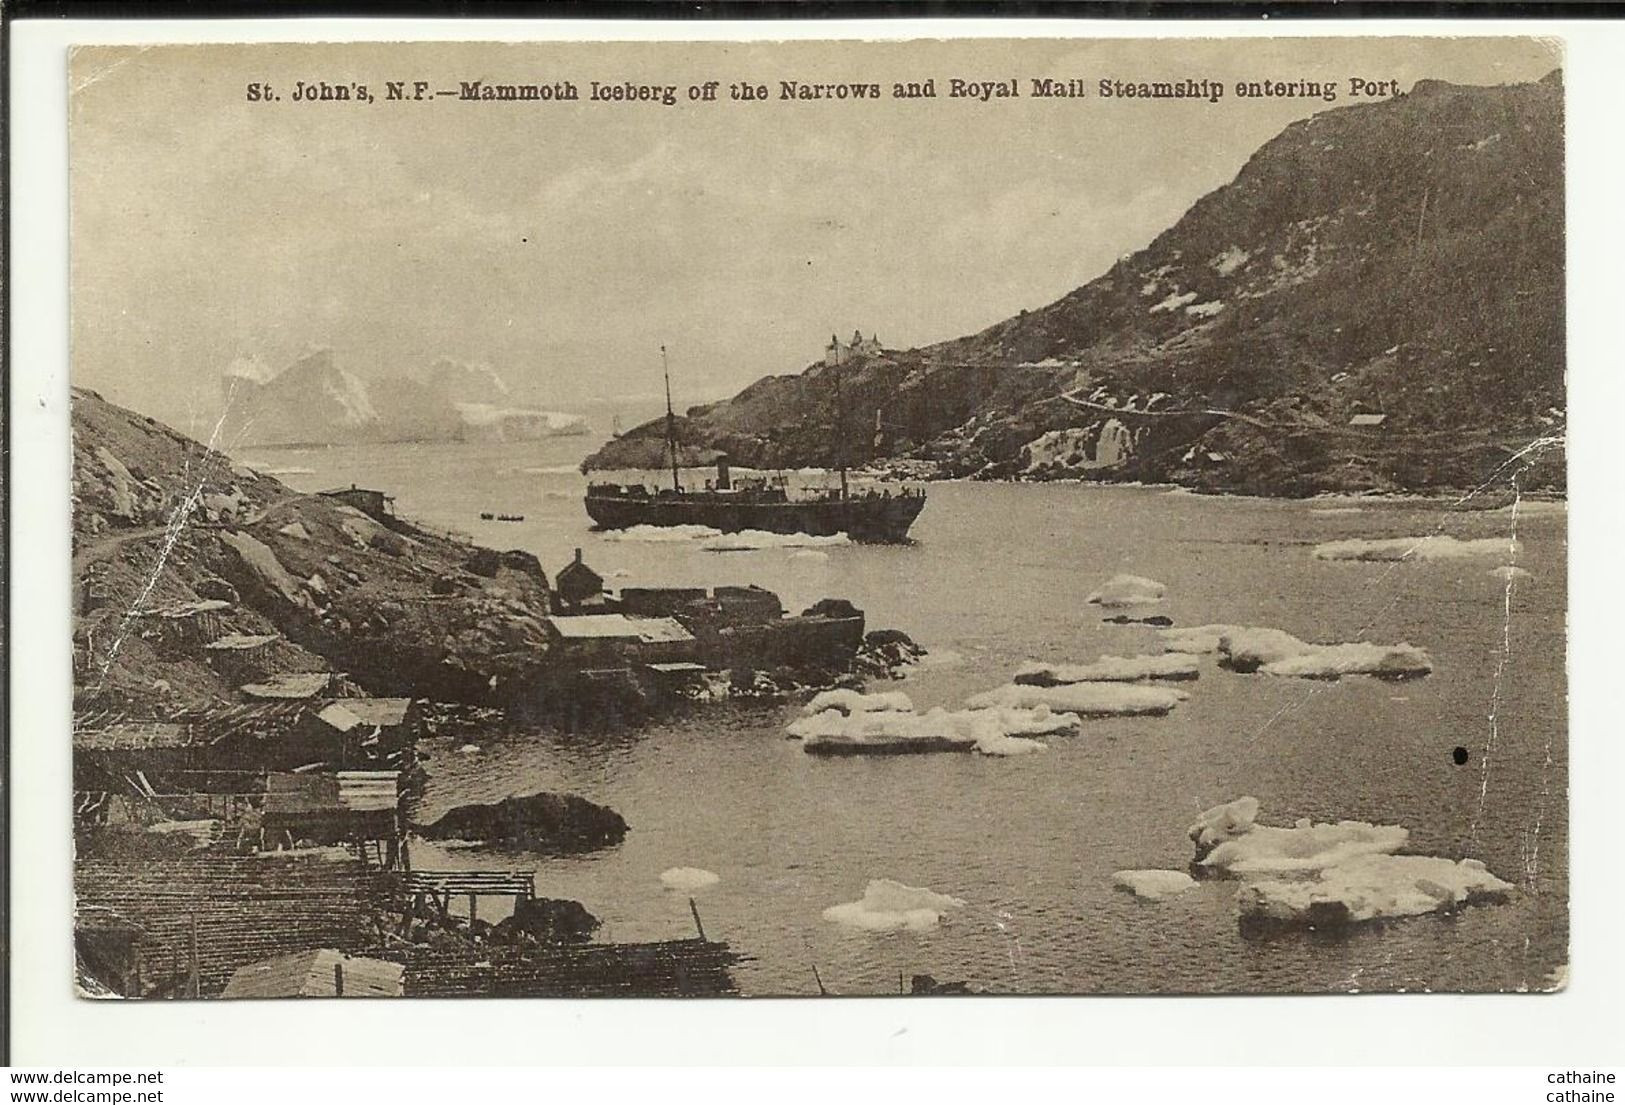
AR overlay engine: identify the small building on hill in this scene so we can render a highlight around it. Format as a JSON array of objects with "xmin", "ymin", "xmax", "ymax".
[
  {"xmin": 555, "ymin": 548, "xmax": 606, "ymax": 611},
  {"xmin": 318, "ymin": 484, "xmax": 395, "ymax": 522},
  {"xmin": 542, "ymin": 614, "xmax": 699, "ymax": 668}
]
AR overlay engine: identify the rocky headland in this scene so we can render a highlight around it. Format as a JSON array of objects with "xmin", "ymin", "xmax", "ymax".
[{"xmin": 586, "ymin": 74, "xmax": 1565, "ymax": 498}]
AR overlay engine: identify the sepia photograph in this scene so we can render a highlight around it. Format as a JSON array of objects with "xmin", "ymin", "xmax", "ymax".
[{"xmin": 64, "ymin": 34, "xmax": 1566, "ymax": 1002}]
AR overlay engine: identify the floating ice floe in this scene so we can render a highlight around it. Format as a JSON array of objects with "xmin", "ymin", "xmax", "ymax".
[
  {"xmin": 1237, "ymin": 854, "xmax": 1512, "ymax": 926},
  {"xmin": 1158, "ymin": 625, "xmax": 1432, "ymax": 681},
  {"xmin": 1086, "ymin": 574, "xmax": 1168, "ymax": 608},
  {"xmin": 457, "ymin": 743, "xmax": 481, "ymax": 754},
  {"xmin": 701, "ymin": 530, "xmax": 851, "ymax": 552},
  {"xmin": 1308, "ymin": 507, "xmax": 1364, "ymax": 517},
  {"xmin": 1014, "ymin": 653, "xmax": 1198, "ymax": 685},
  {"xmin": 1188, "ymin": 795, "xmax": 1406, "ymax": 874},
  {"xmin": 972, "ymin": 731, "xmax": 1049, "ymax": 757},
  {"xmin": 804, "ymin": 688, "xmax": 914, "ymax": 716},
  {"xmin": 660, "ymin": 867, "xmax": 721, "ymax": 892},
  {"xmin": 1261, "ymin": 642, "xmax": 1433, "ymax": 680},
  {"xmin": 1311, "ymin": 536, "xmax": 1521, "ymax": 562},
  {"xmin": 1114, "ymin": 870, "xmax": 1198, "ymax": 901},
  {"xmin": 822, "ymin": 879, "xmax": 965, "ymax": 932},
  {"xmin": 1200, "ymin": 818, "xmax": 1410, "ymax": 875},
  {"xmin": 789, "ymin": 704, "xmax": 1073, "ymax": 756},
  {"xmin": 1488, "ymin": 565, "xmax": 1531, "ymax": 582},
  {"xmin": 1184, "ymin": 797, "xmax": 1511, "ymax": 929},
  {"xmin": 789, "ymin": 549, "xmax": 831, "ymax": 562},
  {"xmin": 966, "ymin": 682, "xmax": 1186, "ymax": 717}
]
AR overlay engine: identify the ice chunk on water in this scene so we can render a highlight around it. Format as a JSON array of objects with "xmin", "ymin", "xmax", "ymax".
[
  {"xmin": 804, "ymin": 688, "xmax": 914, "ymax": 716},
  {"xmin": 1188, "ymin": 796, "xmax": 1261, "ymax": 854},
  {"xmin": 789, "ymin": 707, "xmax": 979, "ymax": 753},
  {"xmin": 1201, "ymin": 818, "xmax": 1409, "ymax": 875},
  {"xmin": 1114, "ymin": 869, "xmax": 1198, "ymax": 900},
  {"xmin": 964, "ymin": 704, "xmax": 1082, "ymax": 737},
  {"xmin": 660, "ymin": 867, "xmax": 720, "ymax": 892},
  {"xmin": 701, "ymin": 530, "xmax": 851, "ymax": 552},
  {"xmin": 1015, "ymin": 653, "xmax": 1198, "ymax": 685},
  {"xmin": 1237, "ymin": 854, "xmax": 1512, "ymax": 926},
  {"xmin": 1215, "ymin": 628, "xmax": 1312, "ymax": 670},
  {"xmin": 790, "ymin": 549, "xmax": 831, "ymax": 562},
  {"xmin": 1159, "ymin": 626, "xmax": 1432, "ymax": 680},
  {"xmin": 822, "ymin": 879, "xmax": 965, "ymax": 932},
  {"xmin": 966, "ymin": 682, "xmax": 1186, "ymax": 717},
  {"xmin": 973, "ymin": 732, "xmax": 1048, "ymax": 757},
  {"xmin": 1312, "ymin": 536, "xmax": 1521, "ymax": 562},
  {"xmin": 1489, "ymin": 565, "xmax": 1531, "ymax": 582},
  {"xmin": 1261, "ymin": 642, "xmax": 1432, "ymax": 680},
  {"xmin": 789, "ymin": 703, "xmax": 1074, "ymax": 755},
  {"xmin": 602, "ymin": 524, "xmax": 722, "ymax": 543},
  {"xmin": 1086, "ymin": 574, "xmax": 1168, "ymax": 608}
]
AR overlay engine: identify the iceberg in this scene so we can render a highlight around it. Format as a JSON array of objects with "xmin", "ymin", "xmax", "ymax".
[
  {"xmin": 660, "ymin": 867, "xmax": 721, "ymax": 892},
  {"xmin": 1237, "ymin": 854, "xmax": 1512, "ymax": 927},
  {"xmin": 965, "ymin": 682, "xmax": 1186, "ymax": 717},
  {"xmin": 822, "ymin": 879, "xmax": 965, "ymax": 932},
  {"xmin": 1014, "ymin": 653, "xmax": 1198, "ymax": 685},
  {"xmin": 1114, "ymin": 870, "xmax": 1198, "ymax": 901},
  {"xmin": 804, "ymin": 688, "xmax": 914, "ymax": 716},
  {"xmin": 1086, "ymin": 574, "xmax": 1168, "ymax": 608},
  {"xmin": 1312, "ymin": 536, "xmax": 1521, "ymax": 562}
]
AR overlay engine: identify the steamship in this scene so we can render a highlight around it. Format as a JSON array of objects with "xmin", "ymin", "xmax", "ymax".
[{"xmin": 582, "ymin": 347, "xmax": 927, "ymax": 543}]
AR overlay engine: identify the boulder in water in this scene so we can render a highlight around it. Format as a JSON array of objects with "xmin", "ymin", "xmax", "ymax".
[
  {"xmin": 416, "ymin": 792, "xmax": 628, "ymax": 853},
  {"xmin": 492, "ymin": 897, "xmax": 601, "ymax": 944}
]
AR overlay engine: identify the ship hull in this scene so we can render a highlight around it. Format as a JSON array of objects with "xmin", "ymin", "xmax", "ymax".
[{"xmin": 584, "ymin": 491, "xmax": 926, "ymax": 543}]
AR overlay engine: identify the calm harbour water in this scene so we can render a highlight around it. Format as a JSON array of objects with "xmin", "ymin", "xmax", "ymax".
[{"xmin": 250, "ymin": 436, "xmax": 1567, "ymax": 995}]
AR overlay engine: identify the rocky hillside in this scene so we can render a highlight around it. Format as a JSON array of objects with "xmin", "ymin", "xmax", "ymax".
[
  {"xmin": 74, "ymin": 388, "xmax": 556, "ymax": 714},
  {"xmin": 587, "ymin": 73, "xmax": 1565, "ymax": 496}
]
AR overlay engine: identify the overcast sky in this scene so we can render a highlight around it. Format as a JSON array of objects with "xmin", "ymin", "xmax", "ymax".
[{"xmin": 70, "ymin": 36, "xmax": 1558, "ymax": 436}]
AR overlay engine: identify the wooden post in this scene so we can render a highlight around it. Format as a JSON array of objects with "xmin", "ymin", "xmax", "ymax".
[
  {"xmin": 186, "ymin": 915, "xmax": 200, "ymax": 999},
  {"xmin": 688, "ymin": 897, "xmax": 707, "ymax": 942},
  {"xmin": 334, "ymin": 962, "xmax": 345, "ymax": 997},
  {"xmin": 468, "ymin": 893, "xmax": 478, "ymax": 927}
]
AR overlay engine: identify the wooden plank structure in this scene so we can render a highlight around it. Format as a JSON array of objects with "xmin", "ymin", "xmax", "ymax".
[
  {"xmin": 401, "ymin": 869, "xmax": 534, "ymax": 926},
  {"xmin": 402, "ymin": 940, "xmax": 743, "ymax": 998},
  {"xmin": 75, "ymin": 700, "xmax": 408, "ymax": 775},
  {"xmin": 74, "ymin": 853, "xmax": 395, "ymax": 998}
]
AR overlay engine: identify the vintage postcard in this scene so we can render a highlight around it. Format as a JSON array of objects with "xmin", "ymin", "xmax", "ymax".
[{"xmin": 67, "ymin": 35, "xmax": 1565, "ymax": 1000}]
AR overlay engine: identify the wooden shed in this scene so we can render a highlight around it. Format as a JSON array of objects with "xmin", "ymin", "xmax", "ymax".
[{"xmin": 221, "ymin": 949, "xmax": 405, "ymax": 999}]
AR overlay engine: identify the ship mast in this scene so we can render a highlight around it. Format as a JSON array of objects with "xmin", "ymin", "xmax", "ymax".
[
  {"xmin": 831, "ymin": 341, "xmax": 850, "ymax": 500},
  {"xmin": 661, "ymin": 344, "xmax": 681, "ymax": 494}
]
